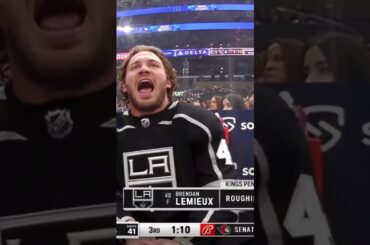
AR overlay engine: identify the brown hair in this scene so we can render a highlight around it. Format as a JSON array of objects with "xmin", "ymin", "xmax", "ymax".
[
  {"xmin": 268, "ymin": 38, "xmax": 305, "ymax": 83},
  {"xmin": 118, "ymin": 45, "xmax": 177, "ymax": 104},
  {"xmin": 211, "ymin": 95, "xmax": 223, "ymax": 110},
  {"xmin": 306, "ymin": 32, "xmax": 370, "ymax": 83}
]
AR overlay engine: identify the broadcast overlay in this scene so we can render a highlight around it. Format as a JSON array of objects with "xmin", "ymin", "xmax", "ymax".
[
  {"xmin": 118, "ymin": 184, "xmax": 254, "ymax": 238},
  {"xmin": 117, "ymin": 222, "xmax": 254, "ymax": 238},
  {"xmin": 117, "ymin": 110, "xmax": 254, "ymax": 239},
  {"xmin": 123, "ymin": 182, "xmax": 253, "ymax": 210}
]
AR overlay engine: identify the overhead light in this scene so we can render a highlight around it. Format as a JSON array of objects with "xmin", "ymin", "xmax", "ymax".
[{"xmin": 117, "ymin": 25, "xmax": 132, "ymax": 33}]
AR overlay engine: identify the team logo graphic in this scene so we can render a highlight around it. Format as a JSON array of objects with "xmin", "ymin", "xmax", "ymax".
[
  {"xmin": 45, "ymin": 109, "xmax": 73, "ymax": 139},
  {"xmin": 222, "ymin": 117, "xmax": 236, "ymax": 132},
  {"xmin": 123, "ymin": 147, "xmax": 177, "ymax": 187},
  {"xmin": 279, "ymin": 91, "xmax": 345, "ymax": 152},
  {"xmin": 141, "ymin": 118, "xmax": 150, "ymax": 128},
  {"xmin": 200, "ymin": 224, "xmax": 215, "ymax": 236},
  {"xmin": 217, "ymin": 224, "xmax": 231, "ymax": 235},
  {"xmin": 132, "ymin": 189, "xmax": 154, "ymax": 208},
  {"xmin": 304, "ymin": 105, "xmax": 344, "ymax": 152}
]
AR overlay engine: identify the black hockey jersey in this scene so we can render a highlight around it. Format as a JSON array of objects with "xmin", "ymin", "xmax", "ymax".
[
  {"xmin": 0, "ymin": 83, "xmax": 116, "ymax": 245},
  {"xmin": 116, "ymin": 101, "xmax": 239, "ymax": 223},
  {"xmin": 254, "ymin": 85, "xmax": 334, "ymax": 245}
]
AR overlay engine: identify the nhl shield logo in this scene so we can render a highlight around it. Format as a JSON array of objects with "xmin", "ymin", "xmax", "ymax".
[
  {"xmin": 141, "ymin": 118, "xmax": 150, "ymax": 128},
  {"xmin": 45, "ymin": 109, "xmax": 73, "ymax": 139}
]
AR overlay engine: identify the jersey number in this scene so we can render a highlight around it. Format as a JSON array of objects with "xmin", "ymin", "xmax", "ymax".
[
  {"xmin": 284, "ymin": 175, "xmax": 333, "ymax": 245},
  {"xmin": 216, "ymin": 139, "xmax": 234, "ymax": 166}
]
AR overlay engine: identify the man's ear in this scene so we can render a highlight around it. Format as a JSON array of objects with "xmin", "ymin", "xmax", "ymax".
[
  {"xmin": 121, "ymin": 82, "xmax": 127, "ymax": 93},
  {"xmin": 166, "ymin": 79, "xmax": 172, "ymax": 89}
]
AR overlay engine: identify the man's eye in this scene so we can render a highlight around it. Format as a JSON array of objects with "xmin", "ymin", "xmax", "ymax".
[{"xmin": 130, "ymin": 65, "xmax": 139, "ymax": 70}]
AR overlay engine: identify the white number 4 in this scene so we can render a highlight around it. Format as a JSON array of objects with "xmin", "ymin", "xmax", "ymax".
[
  {"xmin": 216, "ymin": 139, "xmax": 236, "ymax": 168},
  {"xmin": 284, "ymin": 175, "xmax": 334, "ymax": 245}
]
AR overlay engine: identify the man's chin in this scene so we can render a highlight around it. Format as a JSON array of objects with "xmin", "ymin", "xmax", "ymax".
[{"xmin": 131, "ymin": 98, "xmax": 165, "ymax": 114}]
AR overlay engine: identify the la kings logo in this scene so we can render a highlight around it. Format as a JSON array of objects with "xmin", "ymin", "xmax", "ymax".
[{"xmin": 123, "ymin": 147, "xmax": 177, "ymax": 187}]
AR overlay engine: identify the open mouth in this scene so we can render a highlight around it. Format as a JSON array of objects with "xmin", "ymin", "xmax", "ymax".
[
  {"xmin": 35, "ymin": 0, "xmax": 86, "ymax": 31},
  {"xmin": 138, "ymin": 80, "xmax": 154, "ymax": 94}
]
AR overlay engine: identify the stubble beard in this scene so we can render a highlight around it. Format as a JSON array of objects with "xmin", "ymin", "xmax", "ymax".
[{"xmin": 129, "ymin": 88, "xmax": 168, "ymax": 114}]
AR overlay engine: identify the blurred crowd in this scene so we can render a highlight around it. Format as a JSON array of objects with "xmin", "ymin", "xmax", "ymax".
[
  {"xmin": 117, "ymin": 9, "xmax": 252, "ymax": 27},
  {"xmin": 256, "ymin": 31, "xmax": 370, "ymax": 83},
  {"xmin": 117, "ymin": 30, "xmax": 253, "ymax": 51},
  {"xmin": 117, "ymin": 86, "xmax": 254, "ymax": 112},
  {"xmin": 255, "ymin": 1, "xmax": 370, "ymax": 84},
  {"xmin": 255, "ymin": 32, "xmax": 370, "ymax": 83}
]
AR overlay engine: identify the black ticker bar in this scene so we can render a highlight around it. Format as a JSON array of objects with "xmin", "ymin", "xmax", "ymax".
[{"xmin": 123, "ymin": 188, "xmax": 253, "ymax": 210}]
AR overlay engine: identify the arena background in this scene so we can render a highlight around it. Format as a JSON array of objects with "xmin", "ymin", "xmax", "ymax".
[{"xmin": 116, "ymin": 0, "xmax": 254, "ymax": 110}]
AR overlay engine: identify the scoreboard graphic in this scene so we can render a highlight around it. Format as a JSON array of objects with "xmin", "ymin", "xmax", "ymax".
[{"xmin": 117, "ymin": 222, "xmax": 254, "ymax": 238}]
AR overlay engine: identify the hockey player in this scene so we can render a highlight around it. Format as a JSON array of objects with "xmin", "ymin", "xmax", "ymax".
[{"xmin": 117, "ymin": 45, "xmax": 246, "ymax": 245}]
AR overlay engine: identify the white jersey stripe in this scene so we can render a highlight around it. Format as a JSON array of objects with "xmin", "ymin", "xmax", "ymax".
[
  {"xmin": 158, "ymin": 121, "xmax": 172, "ymax": 125},
  {"xmin": 117, "ymin": 125, "xmax": 135, "ymax": 132},
  {"xmin": 0, "ymin": 131, "xmax": 27, "ymax": 142},
  {"xmin": 168, "ymin": 101, "xmax": 179, "ymax": 110},
  {"xmin": 255, "ymin": 139, "xmax": 284, "ymax": 245}
]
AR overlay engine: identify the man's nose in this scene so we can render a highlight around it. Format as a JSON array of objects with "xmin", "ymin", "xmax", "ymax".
[
  {"xmin": 139, "ymin": 64, "xmax": 150, "ymax": 74},
  {"xmin": 265, "ymin": 60, "xmax": 275, "ymax": 70}
]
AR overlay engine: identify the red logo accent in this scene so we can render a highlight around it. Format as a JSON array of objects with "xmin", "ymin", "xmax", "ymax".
[
  {"xmin": 200, "ymin": 224, "xmax": 216, "ymax": 236},
  {"xmin": 218, "ymin": 224, "xmax": 231, "ymax": 235}
]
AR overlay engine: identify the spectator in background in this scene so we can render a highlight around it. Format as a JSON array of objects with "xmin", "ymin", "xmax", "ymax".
[
  {"xmin": 304, "ymin": 32, "xmax": 370, "ymax": 83},
  {"xmin": 245, "ymin": 89, "xmax": 254, "ymax": 110},
  {"xmin": 263, "ymin": 38, "xmax": 305, "ymax": 83},
  {"xmin": 209, "ymin": 95, "xmax": 223, "ymax": 110},
  {"xmin": 223, "ymin": 93, "xmax": 245, "ymax": 110}
]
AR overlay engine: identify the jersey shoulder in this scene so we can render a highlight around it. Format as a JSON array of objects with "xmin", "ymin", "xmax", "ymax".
[
  {"xmin": 116, "ymin": 109, "xmax": 130, "ymax": 129},
  {"xmin": 175, "ymin": 101, "xmax": 221, "ymax": 128}
]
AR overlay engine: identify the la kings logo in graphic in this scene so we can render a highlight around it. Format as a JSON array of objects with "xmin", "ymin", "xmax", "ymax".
[
  {"xmin": 45, "ymin": 109, "xmax": 73, "ymax": 139},
  {"xmin": 132, "ymin": 189, "xmax": 154, "ymax": 208},
  {"xmin": 123, "ymin": 147, "xmax": 177, "ymax": 187}
]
